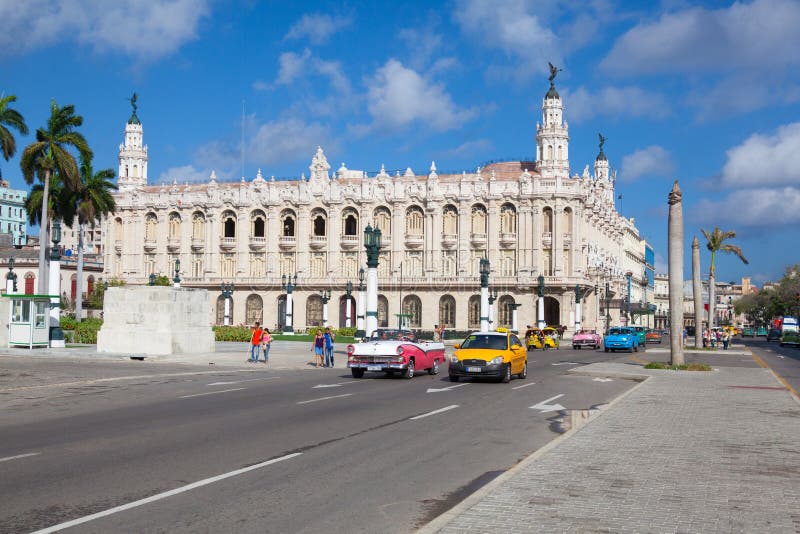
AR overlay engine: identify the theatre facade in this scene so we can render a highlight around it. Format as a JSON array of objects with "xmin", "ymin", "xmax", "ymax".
[{"xmin": 103, "ymin": 77, "xmax": 645, "ymax": 334}]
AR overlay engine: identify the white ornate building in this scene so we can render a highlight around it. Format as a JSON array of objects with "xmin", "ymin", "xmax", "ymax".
[{"xmin": 102, "ymin": 77, "xmax": 646, "ymax": 333}]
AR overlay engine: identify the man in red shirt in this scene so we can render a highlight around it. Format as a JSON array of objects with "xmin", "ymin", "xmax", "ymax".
[{"xmin": 248, "ymin": 321, "xmax": 263, "ymax": 363}]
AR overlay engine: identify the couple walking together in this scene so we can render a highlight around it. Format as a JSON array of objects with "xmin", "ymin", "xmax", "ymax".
[
  {"xmin": 248, "ymin": 322, "xmax": 272, "ymax": 363},
  {"xmin": 313, "ymin": 327, "xmax": 336, "ymax": 368}
]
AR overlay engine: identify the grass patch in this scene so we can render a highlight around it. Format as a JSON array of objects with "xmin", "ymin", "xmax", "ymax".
[{"xmin": 644, "ymin": 362, "xmax": 712, "ymax": 371}]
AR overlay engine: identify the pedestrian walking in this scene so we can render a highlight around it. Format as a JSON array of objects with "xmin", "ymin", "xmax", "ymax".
[
  {"xmin": 433, "ymin": 325, "xmax": 441, "ymax": 342},
  {"xmin": 260, "ymin": 327, "xmax": 272, "ymax": 364},
  {"xmin": 439, "ymin": 324, "xmax": 446, "ymax": 342},
  {"xmin": 248, "ymin": 321, "xmax": 263, "ymax": 363},
  {"xmin": 312, "ymin": 330, "xmax": 325, "ymax": 368},
  {"xmin": 722, "ymin": 330, "xmax": 730, "ymax": 350},
  {"xmin": 324, "ymin": 327, "xmax": 335, "ymax": 367},
  {"xmin": 682, "ymin": 327, "xmax": 688, "ymax": 347}
]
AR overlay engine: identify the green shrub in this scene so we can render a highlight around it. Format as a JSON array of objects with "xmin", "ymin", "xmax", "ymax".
[
  {"xmin": 335, "ymin": 327, "xmax": 356, "ymax": 337},
  {"xmin": 644, "ymin": 361, "xmax": 711, "ymax": 371},
  {"xmin": 213, "ymin": 325, "xmax": 251, "ymax": 342},
  {"xmin": 60, "ymin": 317, "xmax": 103, "ymax": 344}
]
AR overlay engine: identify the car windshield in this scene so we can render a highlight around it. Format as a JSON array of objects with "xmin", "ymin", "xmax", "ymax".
[
  {"xmin": 460, "ymin": 334, "xmax": 508, "ymax": 350},
  {"xmin": 369, "ymin": 329, "xmax": 415, "ymax": 342},
  {"xmin": 608, "ymin": 328, "xmax": 631, "ymax": 336}
]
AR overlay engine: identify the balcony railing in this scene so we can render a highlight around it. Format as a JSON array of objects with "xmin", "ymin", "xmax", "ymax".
[
  {"xmin": 114, "ymin": 240, "xmax": 122, "ymax": 252},
  {"xmin": 441, "ymin": 234, "xmax": 458, "ymax": 249},
  {"xmin": 404, "ymin": 233, "xmax": 424, "ymax": 249},
  {"xmin": 191, "ymin": 237, "xmax": 205, "ymax": 251},
  {"xmin": 167, "ymin": 237, "xmax": 180, "ymax": 252},
  {"xmin": 499, "ymin": 232, "xmax": 517, "ymax": 247},
  {"xmin": 470, "ymin": 233, "xmax": 487, "ymax": 248},
  {"xmin": 278, "ymin": 235, "xmax": 297, "ymax": 249},
  {"xmin": 541, "ymin": 231, "xmax": 552, "ymax": 247},
  {"xmin": 249, "ymin": 236, "xmax": 266, "ymax": 251},
  {"xmin": 143, "ymin": 239, "xmax": 156, "ymax": 252},
  {"xmin": 309, "ymin": 235, "xmax": 326, "ymax": 250},
  {"xmin": 219, "ymin": 237, "xmax": 236, "ymax": 251},
  {"xmin": 340, "ymin": 234, "xmax": 359, "ymax": 250}
]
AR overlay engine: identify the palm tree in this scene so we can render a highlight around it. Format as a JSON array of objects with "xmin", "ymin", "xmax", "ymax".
[
  {"xmin": 0, "ymin": 93, "xmax": 29, "ymax": 173},
  {"xmin": 20, "ymin": 100, "xmax": 91, "ymax": 292},
  {"xmin": 701, "ymin": 227, "xmax": 748, "ymax": 329},
  {"xmin": 64, "ymin": 157, "xmax": 117, "ymax": 321}
]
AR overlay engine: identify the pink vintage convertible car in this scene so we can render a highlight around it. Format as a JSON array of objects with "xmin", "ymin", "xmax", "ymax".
[
  {"xmin": 572, "ymin": 330, "xmax": 602, "ymax": 350},
  {"xmin": 347, "ymin": 328, "xmax": 446, "ymax": 379}
]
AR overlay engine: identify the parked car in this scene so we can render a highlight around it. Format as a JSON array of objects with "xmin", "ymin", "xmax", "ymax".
[
  {"xmin": 767, "ymin": 328, "xmax": 782, "ymax": 342},
  {"xmin": 347, "ymin": 329, "xmax": 445, "ymax": 379},
  {"xmin": 572, "ymin": 330, "xmax": 602, "ymax": 350},
  {"xmin": 757, "ymin": 326, "xmax": 768, "ymax": 337},
  {"xmin": 448, "ymin": 329, "xmax": 528, "ymax": 383},
  {"xmin": 603, "ymin": 327, "xmax": 640, "ymax": 353},
  {"xmin": 742, "ymin": 327, "xmax": 755, "ymax": 337},
  {"xmin": 632, "ymin": 326, "xmax": 647, "ymax": 345},
  {"xmin": 780, "ymin": 331, "xmax": 800, "ymax": 347},
  {"xmin": 645, "ymin": 330, "xmax": 662, "ymax": 344}
]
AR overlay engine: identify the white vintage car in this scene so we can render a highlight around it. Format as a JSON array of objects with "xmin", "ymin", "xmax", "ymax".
[{"xmin": 346, "ymin": 329, "xmax": 446, "ymax": 379}]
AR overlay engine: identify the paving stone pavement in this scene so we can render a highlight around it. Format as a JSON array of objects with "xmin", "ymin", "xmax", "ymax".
[{"xmin": 422, "ymin": 362, "xmax": 800, "ymax": 534}]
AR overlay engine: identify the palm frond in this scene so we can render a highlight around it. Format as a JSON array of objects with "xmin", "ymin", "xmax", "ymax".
[{"xmin": 720, "ymin": 244, "xmax": 749, "ymax": 265}]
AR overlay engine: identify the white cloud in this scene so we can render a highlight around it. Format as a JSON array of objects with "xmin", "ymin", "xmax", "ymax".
[
  {"xmin": 275, "ymin": 49, "xmax": 312, "ymax": 86},
  {"xmin": 274, "ymin": 49, "xmax": 350, "ymax": 94},
  {"xmin": 285, "ymin": 12, "xmax": 352, "ymax": 45},
  {"xmin": 692, "ymin": 187, "xmax": 800, "ymax": 226},
  {"xmin": 563, "ymin": 86, "xmax": 670, "ymax": 122},
  {"xmin": 620, "ymin": 146, "xmax": 675, "ymax": 182},
  {"xmin": 357, "ymin": 59, "xmax": 477, "ymax": 133},
  {"xmin": 601, "ymin": 0, "xmax": 800, "ymax": 75},
  {"xmin": 158, "ymin": 165, "xmax": 212, "ymax": 185},
  {"xmin": 0, "ymin": 0, "xmax": 211, "ymax": 61},
  {"xmin": 248, "ymin": 118, "xmax": 333, "ymax": 167},
  {"xmin": 252, "ymin": 80, "xmax": 269, "ymax": 92},
  {"xmin": 721, "ymin": 122, "xmax": 800, "ymax": 188}
]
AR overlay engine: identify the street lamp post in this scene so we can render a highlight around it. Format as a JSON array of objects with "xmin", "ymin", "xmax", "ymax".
[
  {"xmin": 6, "ymin": 256, "xmax": 17, "ymax": 293},
  {"xmin": 364, "ymin": 224, "xmax": 382, "ymax": 338},
  {"xmin": 355, "ymin": 267, "xmax": 366, "ymax": 338},
  {"xmin": 537, "ymin": 274, "xmax": 546, "ymax": 329},
  {"xmin": 487, "ymin": 288, "xmax": 498, "ymax": 328},
  {"xmin": 345, "ymin": 280, "xmax": 353, "ymax": 328},
  {"xmin": 221, "ymin": 282, "xmax": 234, "ymax": 326},
  {"xmin": 594, "ymin": 284, "xmax": 600, "ymax": 330},
  {"xmin": 281, "ymin": 273, "xmax": 298, "ymax": 334},
  {"xmin": 605, "ymin": 281, "xmax": 612, "ymax": 334},
  {"xmin": 574, "ymin": 284, "xmax": 582, "ymax": 333},
  {"xmin": 479, "ymin": 257, "xmax": 490, "ymax": 332},
  {"xmin": 48, "ymin": 220, "xmax": 65, "ymax": 348},
  {"xmin": 319, "ymin": 289, "xmax": 331, "ymax": 327},
  {"xmin": 149, "ymin": 273, "xmax": 156, "ymax": 286},
  {"xmin": 173, "ymin": 258, "xmax": 181, "ymax": 288}
]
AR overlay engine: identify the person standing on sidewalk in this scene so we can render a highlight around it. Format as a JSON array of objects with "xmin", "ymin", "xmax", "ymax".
[
  {"xmin": 260, "ymin": 327, "xmax": 272, "ymax": 364},
  {"xmin": 248, "ymin": 322, "xmax": 263, "ymax": 363},
  {"xmin": 722, "ymin": 330, "xmax": 730, "ymax": 350},
  {"xmin": 324, "ymin": 327, "xmax": 335, "ymax": 367},
  {"xmin": 312, "ymin": 330, "xmax": 325, "ymax": 368}
]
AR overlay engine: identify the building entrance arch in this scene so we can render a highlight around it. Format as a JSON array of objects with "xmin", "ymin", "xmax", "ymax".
[
  {"xmin": 339, "ymin": 295, "xmax": 356, "ymax": 328},
  {"xmin": 544, "ymin": 296, "xmax": 560, "ymax": 327},
  {"xmin": 277, "ymin": 295, "xmax": 286, "ymax": 330}
]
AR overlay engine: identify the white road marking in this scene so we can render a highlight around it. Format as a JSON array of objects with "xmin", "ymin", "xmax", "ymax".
[
  {"xmin": 427, "ymin": 383, "xmax": 470, "ymax": 393},
  {"xmin": 179, "ymin": 387, "xmax": 246, "ymax": 399},
  {"xmin": 530, "ymin": 394, "xmax": 565, "ymax": 413},
  {"xmin": 312, "ymin": 381, "xmax": 359, "ymax": 389},
  {"xmin": 206, "ymin": 377, "xmax": 279, "ymax": 386},
  {"xmin": 31, "ymin": 453, "xmax": 302, "ymax": 534},
  {"xmin": 410, "ymin": 405, "xmax": 459, "ymax": 420},
  {"xmin": 551, "ymin": 362, "xmax": 580, "ymax": 366},
  {"xmin": 592, "ymin": 377, "xmax": 613, "ymax": 382},
  {"xmin": 0, "ymin": 452, "xmax": 40, "ymax": 463},
  {"xmin": 511, "ymin": 382, "xmax": 537, "ymax": 390},
  {"xmin": 297, "ymin": 393, "xmax": 353, "ymax": 405},
  {"xmin": 777, "ymin": 355, "xmax": 785, "ymax": 359}
]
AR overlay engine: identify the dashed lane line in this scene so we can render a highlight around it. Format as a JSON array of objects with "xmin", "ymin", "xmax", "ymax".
[
  {"xmin": 206, "ymin": 377, "xmax": 280, "ymax": 386},
  {"xmin": 179, "ymin": 387, "xmax": 246, "ymax": 399},
  {"xmin": 0, "ymin": 452, "xmax": 41, "ymax": 463},
  {"xmin": 511, "ymin": 382, "xmax": 537, "ymax": 390},
  {"xmin": 297, "ymin": 393, "xmax": 353, "ymax": 405},
  {"xmin": 410, "ymin": 405, "xmax": 459, "ymax": 420},
  {"xmin": 31, "ymin": 453, "xmax": 302, "ymax": 534}
]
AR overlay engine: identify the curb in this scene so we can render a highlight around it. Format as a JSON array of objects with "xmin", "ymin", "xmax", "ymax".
[{"xmin": 416, "ymin": 369, "xmax": 652, "ymax": 533}]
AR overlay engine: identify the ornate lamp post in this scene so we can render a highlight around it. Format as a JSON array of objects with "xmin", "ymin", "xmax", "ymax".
[
  {"xmin": 345, "ymin": 280, "xmax": 353, "ymax": 328},
  {"xmin": 173, "ymin": 258, "xmax": 181, "ymax": 288},
  {"xmin": 537, "ymin": 274, "xmax": 546, "ymax": 329},
  {"xmin": 363, "ymin": 224, "xmax": 382, "ymax": 337},
  {"xmin": 149, "ymin": 273, "xmax": 156, "ymax": 286},
  {"xmin": 487, "ymin": 288, "xmax": 498, "ymax": 327},
  {"xmin": 574, "ymin": 284, "xmax": 582, "ymax": 333},
  {"xmin": 48, "ymin": 220, "xmax": 65, "ymax": 348},
  {"xmin": 605, "ymin": 281, "xmax": 612, "ymax": 334},
  {"xmin": 479, "ymin": 257, "xmax": 490, "ymax": 332},
  {"xmin": 6, "ymin": 256, "xmax": 18, "ymax": 293},
  {"xmin": 319, "ymin": 289, "xmax": 331, "ymax": 327},
  {"xmin": 355, "ymin": 267, "xmax": 366, "ymax": 338},
  {"xmin": 594, "ymin": 284, "xmax": 600, "ymax": 330},
  {"xmin": 281, "ymin": 273, "xmax": 298, "ymax": 334},
  {"xmin": 221, "ymin": 282, "xmax": 234, "ymax": 326}
]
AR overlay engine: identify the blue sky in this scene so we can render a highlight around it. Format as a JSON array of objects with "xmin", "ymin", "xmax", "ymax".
[{"xmin": 1, "ymin": 0, "xmax": 798, "ymax": 285}]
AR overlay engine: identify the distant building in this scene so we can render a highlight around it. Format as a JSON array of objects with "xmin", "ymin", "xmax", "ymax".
[{"xmin": 0, "ymin": 179, "xmax": 28, "ymax": 246}]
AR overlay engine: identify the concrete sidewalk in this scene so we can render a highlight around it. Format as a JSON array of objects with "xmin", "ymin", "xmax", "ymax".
[{"xmin": 421, "ymin": 361, "xmax": 800, "ymax": 533}]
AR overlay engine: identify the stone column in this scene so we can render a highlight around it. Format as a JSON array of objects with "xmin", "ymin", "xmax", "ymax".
[
  {"xmin": 480, "ymin": 285, "xmax": 489, "ymax": 332},
  {"xmin": 538, "ymin": 297, "xmax": 545, "ymax": 329},
  {"xmin": 692, "ymin": 237, "xmax": 703, "ymax": 349},
  {"xmin": 345, "ymin": 296, "xmax": 352, "ymax": 328},
  {"xmin": 48, "ymin": 250, "xmax": 64, "ymax": 348},
  {"xmin": 356, "ymin": 288, "xmax": 365, "ymax": 336},
  {"xmin": 366, "ymin": 267, "xmax": 378, "ymax": 337},
  {"xmin": 668, "ymin": 181, "xmax": 684, "ymax": 365},
  {"xmin": 285, "ymin": 291, "xmax": 294, "ymax": 334}
]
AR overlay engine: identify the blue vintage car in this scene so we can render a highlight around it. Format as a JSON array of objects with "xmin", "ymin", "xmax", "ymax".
[{"xmin": 603, "ymin": 327, "xmax": 640, "ymax": 353}]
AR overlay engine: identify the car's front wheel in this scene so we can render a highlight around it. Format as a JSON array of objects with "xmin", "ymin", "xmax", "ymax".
[
  {"xmin": 429, "ymin": 359, "xmax": 440, "ymax": 375},
  {"xmin": 351, "ymin": 368, "xmax": 365, "ymax": 378},
  {"xmin": 519, "ymin": 361, "xmax": 528, "ymax": 379},
  {"xmin": 403, "ymin": 360, "xmax": 415, "ymax": 379},
  {"xmin": 501, "ymin": 364, "xmax": 512, "ymax": 383}
]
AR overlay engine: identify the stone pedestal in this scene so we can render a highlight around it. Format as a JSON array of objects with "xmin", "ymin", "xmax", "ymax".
[{"xmin": 97, "ymin": 286, "xmax": 215, "ymax": 355}]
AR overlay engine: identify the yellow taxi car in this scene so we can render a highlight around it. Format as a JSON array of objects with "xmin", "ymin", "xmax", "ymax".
[{"xmin": 448, "ymin": 328, "xmax": 528, "ymax": 383}]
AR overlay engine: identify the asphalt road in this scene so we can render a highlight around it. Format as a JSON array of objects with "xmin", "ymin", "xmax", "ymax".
[
  {"xmin": 740, "ymin": 336, "xmax": 800, "ymax": 395},
  {"xmin": 0, "ymin": 346, "xmax": 643, "ymax": 533}
]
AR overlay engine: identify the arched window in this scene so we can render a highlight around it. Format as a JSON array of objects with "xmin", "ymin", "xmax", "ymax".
[
  {"xmin": 557, "ymin": 145, "xmax": 563, "ymax": 160},
  {"xmin": 442, "ymin": 205, "xmax": 458, "ymax": 235},
  {"xmin": 498, "ymin": 295, "xmax": 515, "ymax": 328},
  {"xmin": 306, "ymin": 295, "xmax": 323, "ymax": 327},
  {"xmin": 311, "ymin": 209, "xmax": 326, "ymax": 237},
  {"xmin": 470, "ymin": 204, "xmax": 487, "ymax": 235},
  {"xmin": 144, "ymin": 213, "xmax": 157, "ymax": 241},
  {"xmin": 168, "ymin": 212, "xmax": 181, "ymax": 239},
  {"xmin": 546, "ymin": 145, "xmax": 553, "ymax": 160},
  {"xmin": 377, "ymin": 295, "xmax": 389, "ymax": 327},
  {"xmin": 342, "ymin": 209, "xmax": 358, "ymax": 236},
  {"xmin": 563, "ymin": 207, "xmax": 573, "ymax": 234},
  {"xmin": 192, "ymin": 212, "xmax": 205, "ymax": 239},
  {"xmin": 215, "ymin": 294, "xmax": 233, "ymax": 325},
  {"xmin": 543, "ymin": 207, "xmax": 553, "ymax": 234},
  {"xmin": 246, "ymin": 294, "xmax": 263, "ymax": 325},
  {"xmin": 373, "ymin": 207, "xmax": 391, "ymax": 236},
  {"xmin": 402, "ymin": 295, "xmax": 422, "ymax": 328},
  {"xmin": 70, "ymin": 273, "xmax": 77, "ymax": 300},
  {"xmin": 251, "ymin": 210, "xmax": 266, "ymax": 238},
  {"xmin": 405, "ymin": 206, "xmax": 424, "ymax": 235},
  {"xmin": 221, "ymin": 210, "xmax": 236, "ymax": 238},
  {"xmin": 500, "ymin": 203, "xmax": 516, "ymax": 234},
  {"xmin": 439, "ymin": 295, "xmax": 456, "ymax": 328},
  {"xmin": 468, "ymin": 295, "xmax": 481, "ymax": 329},
  {"xmin": 281, "ymin": 210, "xmax": 296, "ymax": 237}
]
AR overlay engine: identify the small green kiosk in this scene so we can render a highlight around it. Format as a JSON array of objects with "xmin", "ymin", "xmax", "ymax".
[{"xmin": 4, "ymin": 294, "xmax": 53, "ymax": 348}]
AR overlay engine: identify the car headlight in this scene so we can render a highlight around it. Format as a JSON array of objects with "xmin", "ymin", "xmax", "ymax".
[
  {"xmin": 450, "ymin": 354, "xmax": 460, "ymax": 364},
  {"xmin": 488, "ymin": 356, "xmax": 504, "ymax": 365},
  {"xmin": 396, "ymin": 346, "xmax": 404, "ymax": 355}
]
